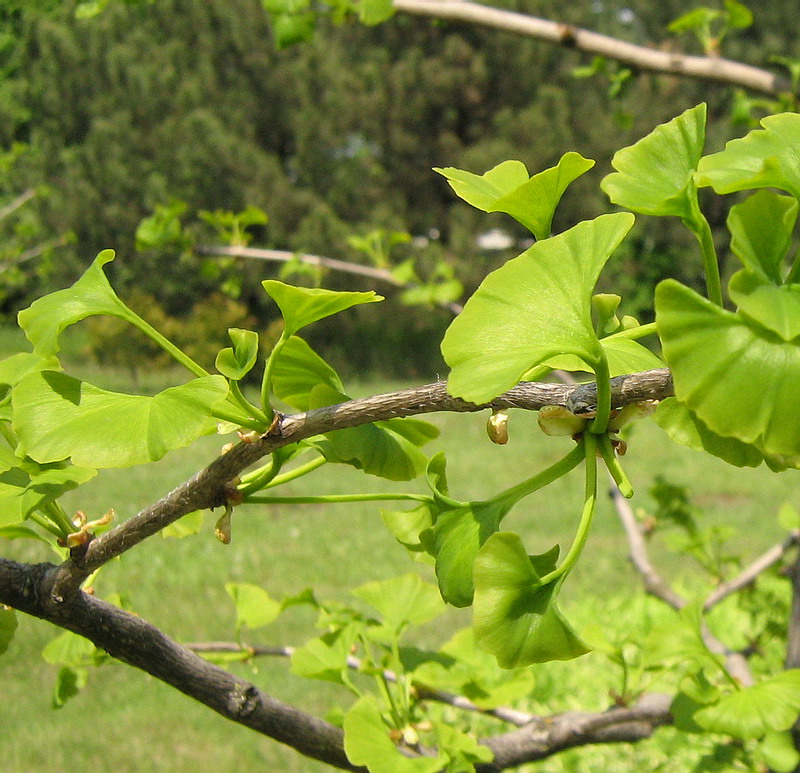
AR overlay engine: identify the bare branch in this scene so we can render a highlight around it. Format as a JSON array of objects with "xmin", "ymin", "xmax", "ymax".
[
  {"xmin": 49, "ymin": 368, "xmax": 674, "ymax": 603},
  {"xmin": 0, "ymin": 558, "xmax": 363, "ymax": 772},
  {"xmin": 392, "ymin": 0, "xmax": 789, "ymax": 96},
  {"xmin": 478, "ymin": 693, "xmax": 673, "ymax": 770},
  {"xmin": 609, "ymin": 482, "xmax": 753, "ymax": 686},
  {"xmin": 195, "ymin": 244, "xmax": 464, "ymax": 315},
  {"xmin": 704, "ymin": 531, "xmax": 800, "ymax": 612},
  {"xmin": 186, "ymin": 641, "xmax": 535, "ymax": 726},
  {"xmin": 610, "ymin": 484, "xmax": 684, "ymax": 610},
  {"xmin": 0, "ymin": 189, "xmax": 34, "ymax": 221}
]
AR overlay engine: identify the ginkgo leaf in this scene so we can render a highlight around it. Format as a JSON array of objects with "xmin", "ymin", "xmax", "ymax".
[
  {"xmin": 13, "ymin": 372, "xmax": 228, "ymax": 468},
  {"xmin": 602, "ymin": 103, "xmax": 707, "ymax": 220},
  {"xmin": 435, "ymin": 153, "xmax": 595, "ymax": 239},
  {"xmin": 473, "ymin": 533, "xmax": 589, "ymax": 667},
  {"xmin": 262, "ymin": 280, "xmax": 382, "ymax": 337},
  {"xmin": 656, "ymin": 279, "xmax": 800, "ymax": 457},
  {"xmin": 442, "ymin": 213, "xmax": 634, "ymax": 403},
  {"xmin": 696, "ymin": 112, "xmax": 800, "ymax": 200}
]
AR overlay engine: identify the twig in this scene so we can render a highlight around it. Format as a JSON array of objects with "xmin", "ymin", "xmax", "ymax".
[
  {"xmin": 609, "ymin": 482, "xmax": 753, "ymax": 686},
  {"xmin": 48, "ymin": 369, "xmax": 674, "ymax": 603},
  {"xmin": 195, "ymin": 244, "xmax": 464, "ymax": 315},
  {"xmin": 185, "ymin": 641, "xmax": 535, "ymax": 726},
  {"xmin": 704, "ymin": 531, "xmax": 800, "ymax": 612},
  {"xmin": 0, "ymin": 189, "xmax": 34, "ymax": 221},
  {"xmin": 392, "ymin": 0, "xmax": 789, "ymax": 97},
  {"xmin": 610, "ymin": 484, "xmax": 683, "ymax": 610}
]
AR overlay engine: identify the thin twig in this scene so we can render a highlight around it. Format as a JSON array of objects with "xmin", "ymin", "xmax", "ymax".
[
  {"xmin": 185, "ymin": 641, "xmax": 535, "ymax": 726},
  {"xmin": 392, "ymin": 0, "xmax": 789, "ymax": 96},
  {"xmin": 704, "ymin": 531, "xmax": 800, "ymax": 612},
  {"xmin": 0, "ymin": 189, "xmax": 34, "ymax": 221},
  {"xmin": 196, "ymin": 244, "xmax": 464, "ymax": 315}
]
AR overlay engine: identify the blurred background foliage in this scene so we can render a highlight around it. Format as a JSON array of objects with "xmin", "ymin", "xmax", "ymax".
[{"xmin": 0, "ymin": 0, "xmax": 797, "ymax": 377}]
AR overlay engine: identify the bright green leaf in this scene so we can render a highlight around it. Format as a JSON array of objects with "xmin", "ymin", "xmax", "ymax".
[
  {"xmin": 695, "ymin": 670, "xmax": 800, "ymax": 738},
  {"xmin": 696, "ymin": 112, "xmax": 800, "ymax": 200},
  {"xmin": 18, "ymin": 251, "xmax": 138, "ymax": 356},
  {"xmin": 727, "ymin": 191, "xmax": 797, "ymax": 282},
  {"xmin": 262, "ymin": 280, "xmax": 382, "ymax": 338},
  {"xmin": 271, "ymin": 336, "xmax": 344, "ymax": 411},
  {"xmin": 725, "ymin": 0, "xmax": 753, "ymax": 29},
  {"xmin": 473, "ymin": 533, "xmax": 590, "ymax": 667},
  {"xmin": 656, "ymin": 279, "xmax": 800, "ymax": 458},
  {"xmin": 778, "ymin": 502, "xmax": 800, "ymax": 531},
  {"xmin": 654, "ymin": 397, "xmax": 763, "ymax": 468},
  {"xmin": 291, "ymin": 626, "xmax": 359, "ymax": 686},
  {"xmin": 728, "ymin": 270, "xmax": 800, "ymax": 341},
  {"xmin": 542, "ymin": 335, "xmax": 662, "ymax": 377},
  {"xmin": 225, "ymin": 582, "xmax": 281, "ymax": 631},
  {"xmin": 434, "ymin": 724, "xmax": 494, "ymax": 768},
  {"xmin": 0, "ymin": 524, "xmax": 50, "ymax": 542},
  {"xmin": 435, "ymin": 153, "xmax": 594, "ymax": 240},
  {"xmin": 42, "ymin": 630, "xmax": 96, "ymax": 666},
  {"xmin": 759, "ymin": 731, "xmax": 800, "ymax": 773},
  {"xmin": 0, "ymin": 606, "xmax": 17, "ymax": 656},
  {"xmin": 359, "ymin": 0, "xmax": 394, "ymax": 25},
  {"xmin": 381, "ymin": 503, "xmax": 433, "ymax": 552},
  {"xmin": 443, "ymin": 213, "xmax": 634, "ymax": 404},
  {"xmin": 271, "ymin": 13, "xmax": 316, "ymax": 49},
  {"xmin": 343, "ymin": 695, "xmax": 446, "ymax": 773},
  {"xmin": 215, "ymin": 328, "xmax": 260, "ymax": 381},
  {"xmin": 13, "ymin": 372, "xmax": 228, "ymax": 468},
  {"xmin": 352, "ymin": 574, "xmax": 445, "ymax": 634},
  {"xmin": 602, "ymin": 103, "xmax": 707, "ymax": 220},
  {"xmin": 309, "ymin": 385, "xmax": 430, "ymax": 481},
  {"xmin": 52, "ymin": 666, "xmax": 87, "ymax": 709}
]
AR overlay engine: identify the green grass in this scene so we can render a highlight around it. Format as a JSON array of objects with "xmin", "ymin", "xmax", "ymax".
[{"xmin": 2, "ymin": 371, "xmax": 799, "ymax": 772}]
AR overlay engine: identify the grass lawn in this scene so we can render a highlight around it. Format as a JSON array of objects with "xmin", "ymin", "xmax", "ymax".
[{"xmin": 2, "ymin": 366, "xmax": 799, "ymax": 772}]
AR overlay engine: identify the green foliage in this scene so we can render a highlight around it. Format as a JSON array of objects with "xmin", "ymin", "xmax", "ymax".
[{"xmin": 7, "ymin": 96, "xmax": 800, "ymax": 772}]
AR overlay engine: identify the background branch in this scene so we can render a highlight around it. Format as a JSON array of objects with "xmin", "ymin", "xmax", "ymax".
[
  {"xmin": 195, "ymin": 244, "xmax": 464, "ymax": 315},
  {"xmin": 392, "ymin": 0, "xmax": 789, "ymax": 96}
]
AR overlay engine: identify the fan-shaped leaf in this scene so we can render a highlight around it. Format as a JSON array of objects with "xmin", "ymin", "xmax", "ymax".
[
  {"xmin": 602, "ymin": 103, "xmax": 707, "ymax": 220},
  {"xmin": 696, "ymin": 112, "xmax": 800, "ymax": 199},
  {"xmin": 442, "ymin": 213, "xmax": 634, "ymax": 404},
  {"xmin": 656, "ymin": 279, "xmax": 800, "ymax": 457},
  {"xmin": 13, "ymin": 372, "xmax": 228, "ymax": 468}
]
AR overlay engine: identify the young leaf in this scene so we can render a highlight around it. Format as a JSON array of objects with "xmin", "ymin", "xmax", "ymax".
[
  {"xmin": 0, "ymin": 606, "xmax": 17, "ymax": 657},
  {"xmin": 215, "ymin": 328, "xmax": 259, "ymax": 381},
  {"xmin": 728, "ymin": 271, "xmax": 800, "ymax": 341},
  {"xmin": 726, "ymin": 190, "xmax": 797, "ymax": 282},
  {"xmin": 225, "ymin": 582, "xmax": 281, "ymax": 631},
  {"xmin": 381, "ymin": 503, "xmax": 434, "ymax": 554},
  {"xmin": 601, "ymin": 103, "xmax": 707, "ymax": 220},
  {"xmin": 656, "ymin": 279, "xmax": 800, "ymax": 458},
  {"xmin": 42, "ymin": 630, "xmax": 97, "ymax": 666},
  {"xmin": 18, "ymin": 250, "xmax": 139, "ymax": 356},
  {"xmin": 759, "ymin": 731, "xmax": 800, "ymax": 773},
  {"xmin": 343, "ymin": 695, "xmax": 446, "ymax": 773},
  {"xmin": 694, "ymin": 670, "xmax": 800, "ymax": 738},
  {"xmin": 359, "ymin": 0, "xmax": 395, "ymax": 25},
  {"xmin": 13, "ymin": 372, "xmax": 228, "ymax": 468},
  {"xmin": 0, "ymin": 445, "xmax": 97, "ymax": 528},
  {"xmin": 291, "ymin": 625, "xmax": 360, "ymax": 686},
  {"xmin": 442, "ymin": 213, "xmax": 634, "ymax": 404},
  {"xmin": 262, "ymin": 280, "xmax": 382, "ymax": 338},
  {"xmin": 654, "ymin": 398, "xmax": 763, "ymax": 468},
  {"xmin": 270, "ymin": 335, "xmax": 344, "ymax": 411},
  {"xmin": 352, "ymin": 574, "xmax": 445, "ymax": 635},
  {"xmin": 696, "ymin": 112, "xmax": 800, "ymax": 199},
  {"xmin": 52, "ymin": 666, "xmax": 88, "ymax": 709},
  {"xmin": 309, "ymin": 384, "xmax": 431, "ymax": 481},
  {"xmin": 435, "ymin": 153, "xmax": 595, "ymax": 240},
  {"xmin": 473, "ymin": 533, "xmax": 589, "ymax": 667}
]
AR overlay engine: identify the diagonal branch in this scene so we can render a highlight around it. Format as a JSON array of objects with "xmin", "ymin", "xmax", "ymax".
[
  {"xmin": 195, "ymin": 244, "xmax": 464, "ymax": 315},
  {"xmin": 49, "ymin": 369, "xmax": 673, "ymax": 603},
  {"xmin": 609, "ymin": 482, "xmax": 753, "ymax": 686},
  {"xmin": 0, "ymin": 555, "xmax": 674, "ymax": 770},
  {"xmin": 392, "ymin": 0, "xmax": 789, "ymax": 96},
  {"xmin": 0, "ymin": 557, "xmax": 364, "ymax": 772},
  {"xmin": 704, "ymin": 530, "xmax": 800, "ymax": 612}
]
